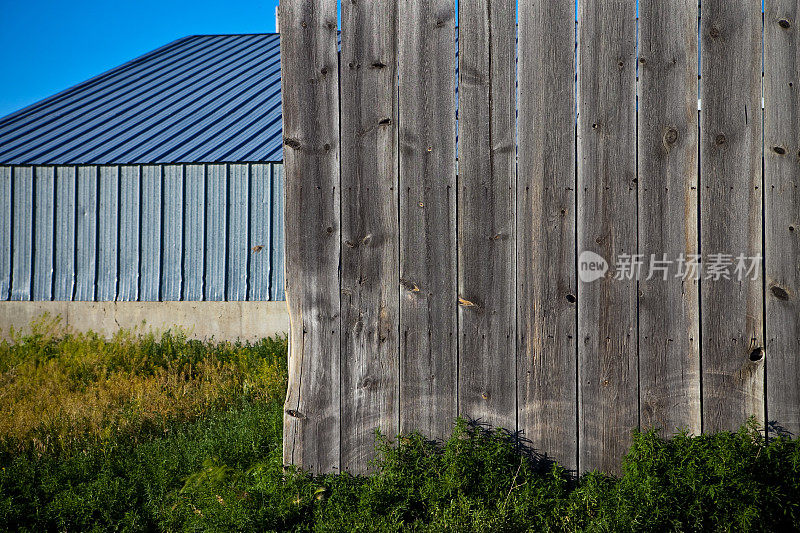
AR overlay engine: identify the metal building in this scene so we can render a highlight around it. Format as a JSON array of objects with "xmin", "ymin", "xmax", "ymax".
[{"xmin": 0, "ymin": 34, "xmax": 286, "ymax": 307}]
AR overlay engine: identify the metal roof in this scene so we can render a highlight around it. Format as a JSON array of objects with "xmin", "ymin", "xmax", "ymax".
[{"xmin": 0, "ymin": 34, "xmax": 283, "ymax": 165}]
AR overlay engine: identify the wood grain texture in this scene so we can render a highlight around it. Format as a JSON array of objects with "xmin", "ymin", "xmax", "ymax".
[
  {"xmin": 700, "ymin": 0, "xmax": 764, "ymax": 432},
  {"xmin": 577, "ymin": 0, "xmax": 638, "ymax": 474},
  {"xmin": 517, "ymin": 0, "xmax": 577, "ymax": 471},
  {"xmin": 340, "ymin": 0, "xmax": 400, "ymax": 472},
  {"xmin": 765, "ymin": 0, "xmax": 800, "ymax": 436},
  {"xmin": 457, "ymin": 0, "xmax": 516, "ymax": 432},
  {"xmin": 398, "ymin": 0, "xmax": 457, "ymax": 441},
  {"xmin": 637, "ymin": 0, "xmax": 701, "ymax": 435},
  {"xmin": 280, "ymin": 0, "xmax": 341, "ymax": 474}
]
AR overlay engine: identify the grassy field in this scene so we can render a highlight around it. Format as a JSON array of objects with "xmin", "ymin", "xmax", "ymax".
[{"xmin": 1, "ymin": 316, "xmax": 799, "ymax": 531}]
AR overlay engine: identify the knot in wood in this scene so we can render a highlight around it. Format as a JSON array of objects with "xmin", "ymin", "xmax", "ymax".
[
  {"xmin": 749, "ymin": 347, "xmax": 765, "ymax": 361},
  {"xmin": 715, "ymin": 133, "xmax": 727, "ymax": 146},
  {"xmin": 664, "ymin": 127, "xmax": 679, "ymax": 145},
  {"xmin": 400, "ymin": 278, "xmax": 420, "ymax": 293},
  {"xmin": 771, "ymin": 285, "xmax": 790, "ymax": 300},
  {"xmin": 285, "ymin": 409, "xmax": 305, "ymax": 419},
  {"xmin": 779, "ymin": 18, "xmax": 792, "ymax": 29},
  {"xmin": 773, "ymin": 146, "xmax": 786, "ymax": 155},
  {"xmin": 284, "ymin": 137, "xmax": 301, "ymax": 150},
  {"xmin": 709, "ymin": 26, "xmax": 721, "ymax": 39}
]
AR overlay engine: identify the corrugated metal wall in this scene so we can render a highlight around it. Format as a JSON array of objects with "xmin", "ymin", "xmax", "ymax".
[{"xmin": 0, "ymin": 163, "xmax": 284, "ymax": 301}]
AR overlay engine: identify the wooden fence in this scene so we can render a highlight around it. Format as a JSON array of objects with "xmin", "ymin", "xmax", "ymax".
[{"xmin": 280, "ymin": 0, "xmax": 800, "ymax": 475}]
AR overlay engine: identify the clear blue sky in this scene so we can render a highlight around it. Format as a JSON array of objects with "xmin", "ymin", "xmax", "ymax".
[{"xmin": 0, "ymin": 0, "xmax": 281, "ymax": 119}]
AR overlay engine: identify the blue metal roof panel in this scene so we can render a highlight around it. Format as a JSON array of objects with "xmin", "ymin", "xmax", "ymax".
[{"xmin": 0, "ymin": 34, "xmax": 284, "ymax": 164}]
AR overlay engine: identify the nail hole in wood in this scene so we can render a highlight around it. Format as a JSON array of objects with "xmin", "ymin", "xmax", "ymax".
[{"xmin": 779, "ymin": 18, "xmax": 792, "ymax": 28}]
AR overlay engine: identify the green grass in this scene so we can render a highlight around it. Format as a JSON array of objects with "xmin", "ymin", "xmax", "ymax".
[{"xmin": 1, "ymin": 318, "xmax": 799, "ymax": 531}]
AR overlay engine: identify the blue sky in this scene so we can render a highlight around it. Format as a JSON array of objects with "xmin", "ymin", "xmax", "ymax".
[{"xmin": 0, "ymin": 0, "xmax": 281, "ymax": 119}]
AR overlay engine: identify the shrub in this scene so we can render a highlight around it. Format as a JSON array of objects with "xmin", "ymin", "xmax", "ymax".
[{"xmin": 0, "ymin": 314, "xmax": 287, "ymax": 457}]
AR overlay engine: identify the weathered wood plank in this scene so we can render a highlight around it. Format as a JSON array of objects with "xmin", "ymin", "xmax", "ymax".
[
  {"xmin": 340, "ymin": 0, "xmax": 400, "ymax": 472},
  {"xmin": 637, "ymin": 0, "xmax": 701, "ymax": 435},
  {"xmin": 183, "ymin": 164, "xmax": 205, "ymax": 301},
  {"xmin": 118, "ymin": 166, "xmax": 140, "ymax": 301},
  {"xmin": 32, "ymin": 166, "xmax": 55, "ymax": 301},
  {"xmin": 280, "ymin": 0, "xmax": 341, "ymax": 474},
  {"xmin": 75, "ymin": 166, "xmax": 98, "ymax": 301},
  {"xmin": 96, "ymin": 166, "xmax": 119, "ymax": 301},
  {"xmin": 517, "ymin": 0, "xmax": 577, "ymax": 470},
  {"xmin": 700, "ymin": 0, "xmax": 764, "ymax": 432},
  {"xmin": 54, "ymin": 166, "xmax": 76, "ymax": 301},
  {"xmin": 577, "ymin": 0, "xmax": 638, "ymax": 474},
  {"xmin": 205, "ymin": 164, "xmax": 227, "ymax": 301},
  {"xmin": 458, "ymin": 0, "xmax": 516, "ymax": 432},
  {"xmin": 140, "ymin": 165, "xmax": 162, "ymax": 301},
  {"xmin": 398, "ymin": 0, "xmax": 457, "ymax": 441},
  {"xmin": 765, "ymin": 0, "xmax": 800, "ymax": 436},
  {"xmin": 10, "ymin": 167, "xmax": 33, "ymax": 301}
]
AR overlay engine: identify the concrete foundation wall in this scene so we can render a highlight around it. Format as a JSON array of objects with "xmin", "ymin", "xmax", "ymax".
[{"xmin": 0, "ymin": 301, "xmax": 290, "ymax": 342}]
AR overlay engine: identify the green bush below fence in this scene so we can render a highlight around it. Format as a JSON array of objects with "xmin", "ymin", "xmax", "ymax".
[{"xmin": 0, "ymin": 319, "xmax": 798, "ymax": 531}]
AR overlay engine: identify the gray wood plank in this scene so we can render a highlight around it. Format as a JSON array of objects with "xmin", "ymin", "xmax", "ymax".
[
  {"xmin": 280, "ymin": 0, "xmax": 342, "ymax": 474},
  {"xmin": 398, "ymin": 0, "xmax": 457, "ymax": 441},
  {"xmin": 270, "ymin": 163, "xmax": 285, "ymax": 301},
  {"xmin": 96, "ymin": 166, "xmax": 119, "ymax": 301},
  {"xmin": 75, "ymin": 166, "xmax": 98, "ymax": 301},
  {"xmin": 340, "ymin": 0, "xmax": 400, "ymax": 472},
  {"xmin": 765, "ymin": 0, "xmax": 800, "ymax": 436},
  {"xmin": 637, "ymin": 0, "xmax": 701, "ymax": 435},
  {"xmin": 517, "ymin": 0, "xmax": 578, "ymax": 470},
  {"xmin": 161, "ymin": 165, "xmax": 183, "ymax": 301},
  {"xmin": 458, "ymin": 0, "xmax": 516, "ymax": 432},
  {"xmin": 11, "ymin": 167, "xmax": 33, "ymax": 301},
  {"xmin": 139, "ymin": 165, "xmax": 162, "ymax": 301},
  {"xmin": 577, "ymin": 0, "xmax": 638, "ymax": 474},
  {"xmin": 226, "ymin": 163, "xmax": 249, "ymax": 301},
  {"xmin": 205, "ymin": 164, "xmax": 227, "ymax": 301},
  {"xmin": 32, "ymin": 166, "xmax": 55, "ymax": 301},
  {"xmin": 0, "ymin": 167, "xmax": 10, "ymax": 300},
  {"xmin": 54, "ymin": 166, "xmax": 76, "ymax": 300},
  {"xmin": 248, "ymin": 163, "xmax": 272, "ymax": 301},
  {"xmin": 118, "ymin": 166, "xmax": 140, "ymax": 301},
  {"xmin": 700, "ymin": 0, "xmax": 764, "ymax": 432},
  {"xmin": 183, "ymin": 164, "xmax": 205, "ymax": 301}
]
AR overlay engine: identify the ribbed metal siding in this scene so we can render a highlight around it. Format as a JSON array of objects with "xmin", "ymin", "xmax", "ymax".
[
  {"xmin": 0, "ymin": 163, "xmax": 284, "ymax": 301},
  {"xmin": 75, "ymin": 166, "xmax": 97, "ymax": 300},
  {"xmin": 0, "ymin": 167, "xmax": 10, "ymax": 299},
  {"xmin": 0, "ymin": 34, "xmax": 283, "ymax": 165}
]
